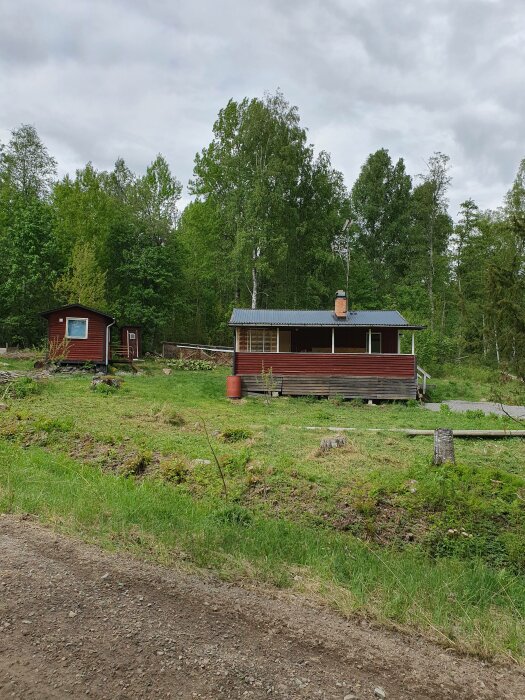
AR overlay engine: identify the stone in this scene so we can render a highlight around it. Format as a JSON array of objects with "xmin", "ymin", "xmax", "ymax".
[
  {"xmin": 0, "ymin": 403, "xmax": 7, "ymax": 411},
  {"xmin": 374, "ymin": 688, "xmax": 386, "ymax": 699},
  {"xmin": 162, "ymin": 368, "xmax": 172, "ymax": 375},
  {"xmin": 193, "ymin": 459, "xmax": 211, "ymax": 465}
]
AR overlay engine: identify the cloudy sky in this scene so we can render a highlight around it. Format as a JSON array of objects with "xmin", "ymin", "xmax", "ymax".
[{"xmin": 1, "ymin": 0, "xmax": 524, "ymax": 217}]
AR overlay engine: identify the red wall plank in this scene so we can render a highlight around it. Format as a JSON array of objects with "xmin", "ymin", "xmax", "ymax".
[
  {"xmin": 47, "ymin": 306, "xmax": 109, "ymax": 363},
  {"xmin": 235, "ymin": 352, "xmax": 415, "ymax": 377}
]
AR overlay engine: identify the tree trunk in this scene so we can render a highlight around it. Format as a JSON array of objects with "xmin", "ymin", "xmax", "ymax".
[
  {"xmin": 433, "ymin": 428, "xmax": 455, "ymax": 465},
  {"xmin": 251, "ymin": 246, "xmax": 260, "ymax": 309},
  {"xmin": 494, "ymin": 324, "xmax": 500, "ymax": 365},
  {"xmin": 251, "ymin": 265, "xmax": 258, "ymax": 309}
]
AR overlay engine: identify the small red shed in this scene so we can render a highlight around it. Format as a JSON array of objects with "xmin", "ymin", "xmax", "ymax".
[{"xmin": 41, "ymin": 304, "xmax": 115, "ymax": 370}]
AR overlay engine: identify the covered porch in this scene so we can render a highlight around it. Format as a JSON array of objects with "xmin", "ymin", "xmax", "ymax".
[{"xmin": 235, "ymin": 326, "xmax": 417, "ymax": 355}]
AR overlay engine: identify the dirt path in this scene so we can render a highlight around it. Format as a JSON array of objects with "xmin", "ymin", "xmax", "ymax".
[{"xmin": 1, "ymin": 515, "xmax": 524, "ymax": 700}]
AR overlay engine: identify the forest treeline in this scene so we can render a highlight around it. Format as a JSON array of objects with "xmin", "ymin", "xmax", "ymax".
[{"xmin": 1, "ymin": 91, "xmax": 524, "ymax": 373}]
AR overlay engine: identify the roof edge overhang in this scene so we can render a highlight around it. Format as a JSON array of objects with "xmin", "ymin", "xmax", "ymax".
[
  {"xmin": 41, "ymin": 303, "xmax": 115, "ymax": 322},
  {"xmin": 229, "ymin": 321, "xmax": 426, "ymax": 330}
]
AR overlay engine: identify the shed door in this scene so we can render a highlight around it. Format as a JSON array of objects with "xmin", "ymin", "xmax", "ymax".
[{"xmin": 126, "ymin": 330, "xmax": 139, "ymax": 359}]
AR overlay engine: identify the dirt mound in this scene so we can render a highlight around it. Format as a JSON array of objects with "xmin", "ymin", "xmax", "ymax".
[{"xmin": 0, "ymin": 514, "xmax": 523, "ymax": 699}]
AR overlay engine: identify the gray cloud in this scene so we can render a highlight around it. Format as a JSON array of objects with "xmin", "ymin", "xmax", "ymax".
[{"xmin": 1, "ymin": 0, "xmax": 524, "ymax": 216}]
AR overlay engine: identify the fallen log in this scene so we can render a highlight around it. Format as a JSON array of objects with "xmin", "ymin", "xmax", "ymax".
[{"xmin": 304, "ymin": 426, "xmax": 525, "ymax": 438}]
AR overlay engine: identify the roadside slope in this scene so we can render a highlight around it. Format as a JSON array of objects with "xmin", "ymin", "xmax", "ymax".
[{"xmin": 0, "ymin": 515, "xmax": 523, "ymax": 699}]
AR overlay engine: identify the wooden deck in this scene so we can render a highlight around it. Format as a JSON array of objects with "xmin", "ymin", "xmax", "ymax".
[
  {"xmin": 239, "ymin": 374, "xmax": 417, "ymax": 400},
  {"xmin": 234, "ymin": 352, "xmax": 417, "ymax": 399}
]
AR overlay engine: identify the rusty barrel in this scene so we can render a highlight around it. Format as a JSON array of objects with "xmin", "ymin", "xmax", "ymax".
[{"xmin": 226, "ymin": 375, "xmax": 242, "ymax": 399}]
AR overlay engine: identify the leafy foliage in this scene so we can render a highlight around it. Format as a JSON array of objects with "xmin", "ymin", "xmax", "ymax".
[{"xmin": 1, "ymin": 97, "xmax": 525, "ymax": 375}]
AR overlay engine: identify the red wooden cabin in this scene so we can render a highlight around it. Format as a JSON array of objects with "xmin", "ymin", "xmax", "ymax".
[
  {"xmin": 229, "ymin": 291, "xmax": 425, "ymax": 400},
  {"xmin": 41, "ymin": 304, "xmax": 115, "ymax": 370}
]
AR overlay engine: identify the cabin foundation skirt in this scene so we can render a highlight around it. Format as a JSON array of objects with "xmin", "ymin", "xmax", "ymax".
[{"xmin": 238, "ymin": 374, "xmax": 417, "ymax": 400}]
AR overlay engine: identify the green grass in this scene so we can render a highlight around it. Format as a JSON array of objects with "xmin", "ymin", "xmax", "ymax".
[
  {"xmin": 1, "ymin": 360, "xmax": 525, "ymax": 662},
  {"xmin": 1, "ymin": 440, "xmax": 524, "ymax": 662},
  {"xmin": 429, "ymin": 363, "xmax": 525, "ymax": 403}
]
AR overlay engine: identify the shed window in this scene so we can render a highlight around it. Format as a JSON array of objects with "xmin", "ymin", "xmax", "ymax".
[{"xmin": 66, "ymin": 318, "xmax": 88, "ymax": 339}]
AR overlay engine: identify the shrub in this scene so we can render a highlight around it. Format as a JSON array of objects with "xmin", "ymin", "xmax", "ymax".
[
  {"xmin": 8, "ymin": 377, "xmax": 42, "ymax": 399},
  {"xmin": 212, "ymin": 504, "xmax": 253, "ymax": 526},
  {"xmin": 92, "ymin": 381, "xmax": 121, "ymax": 395},
  {"xmin": 155, "ymin": 405, "xmax": 186, "ymax": 426},
  {"xmin": 157, "ymin": 458, "xmax": 189, "ymax": 484},
  {"xmin": 166, "ymin": 359, "xmax": 214, "ymax": 371},
  {"xmin": 220, "ymin": 449, "xmax": 251, "ymax": 474},
  {"xmin": 119, "ymin": 451, "xmax": 152, "ymax": 477},
  {"xmin": 221, "ymin": 428, "xmax": 252, "ymax": 443},
  {"xmin": 33, "ymin": 417, "xmax": 73, "ymax": 433}
]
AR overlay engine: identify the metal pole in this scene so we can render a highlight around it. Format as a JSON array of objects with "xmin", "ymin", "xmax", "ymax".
[
  {"xmin": 331, "ymin": 327, "xmax": 335, "ymax": 353},
  {"xmin": 411, "ymin": 332, "xmax": 415, "ymax": 355},
  {"xmin": 276, "ymin": 327, "xmax": 280, "ymax": 353},
  {"xmin": 368, "ymin": 329, "xmax": 371, "ymax": 353}
]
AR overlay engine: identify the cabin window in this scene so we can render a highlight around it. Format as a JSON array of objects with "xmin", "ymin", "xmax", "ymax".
[
  {"xmin": 237, "ymin": 328, "xmax": 277, "ymax": 352},
  {"xmin": 66, "ymin": 318, "xmax": 88, "ymax": 339}
]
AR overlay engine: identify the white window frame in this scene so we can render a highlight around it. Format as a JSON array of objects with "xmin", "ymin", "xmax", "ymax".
[
  {"xmin": 247, "ymin": 328, "xmax": 277, "ymax": 352},
  {"xmin": 65, "ymin": 317, "xmax": 89, "ymax": 340}
]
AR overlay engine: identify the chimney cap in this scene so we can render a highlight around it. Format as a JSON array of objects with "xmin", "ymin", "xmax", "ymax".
[{"xmin": 335, "ymin": 289, "xmax": 346, "ymax": 298}]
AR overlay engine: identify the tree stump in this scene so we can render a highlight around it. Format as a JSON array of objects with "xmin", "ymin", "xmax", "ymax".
[
  {"xmin": 433, "ymin": 428, "xmax": 455, "ymax": 465},
  {"xmin": 91, "ymin": 375, "xmax": 122, "ymax": 389},
  {"xmin": 319, "ymin": 435, "xmax": 347, "ymax": 452}
]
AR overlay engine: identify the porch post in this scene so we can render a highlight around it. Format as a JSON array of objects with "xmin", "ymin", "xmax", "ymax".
[
  {"xmin": 368, "ymin": 328, "xmax": 372, "ymax": 353},
  {"xmin": 331, "ymin": 327, "xmax": 335, "ymax": 353},
  {"xmin": 276, "ymin": 327, "xmax": 280, "ymax": 353},
  {"xmin": 411, "ymin": 332, "xmax": 415, "ymax": 355},
  {"xmin": 397, "ymin": 330, "xmax": 401, "ymax": 354}
]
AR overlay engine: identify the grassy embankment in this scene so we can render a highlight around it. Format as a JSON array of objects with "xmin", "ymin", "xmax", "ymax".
[{"xmin": 1, "ymin": 360, "xmax": 525, "ymax": 662}]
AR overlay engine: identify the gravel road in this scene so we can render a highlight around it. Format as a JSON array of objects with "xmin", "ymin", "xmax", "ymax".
[{"xmin": 1, "ymin": 514, "xmax": 524, "ymax": 699}]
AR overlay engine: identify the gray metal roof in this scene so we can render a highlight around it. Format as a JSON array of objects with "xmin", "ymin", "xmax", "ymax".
[{"xmin": 229, "ymin": 308, "xmax": 424, "ymax": 329}]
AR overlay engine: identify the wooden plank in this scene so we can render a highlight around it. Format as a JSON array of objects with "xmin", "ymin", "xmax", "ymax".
[
  {"xmin": 241, "ymin": 376, "xmax": 283, "ymax": 393},
  {"xmin": 235, "ymin": 352, "xmax": 415, "ymax": 377},
  {"xmin": 238, "ymin": 375, "xmax": 416, "ymax": 399}
]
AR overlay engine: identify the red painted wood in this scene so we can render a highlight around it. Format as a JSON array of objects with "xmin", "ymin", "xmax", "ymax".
[
  {"xmin": 235, "ymin": 352, "xmax": 415, "ymax": 377},
  {"xmin": 120, "ymin": 326, "xmax": 141, "ymax": 359},
  {"xmin": 46, "ymin": 306, "xmax": 111, "ymax": 363}
]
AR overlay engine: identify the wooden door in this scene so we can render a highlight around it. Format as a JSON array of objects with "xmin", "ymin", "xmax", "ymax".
[{"xmin": 126, "ymin": 329, "xmax": 139, "ymax": 359}]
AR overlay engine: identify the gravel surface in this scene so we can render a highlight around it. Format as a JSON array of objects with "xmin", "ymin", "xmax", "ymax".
[
  {"xmin": 424, "ymin": 400, "xmax": 525, "ymax": 418},
  {"xmin": 1, "ymin": 514, "xmax": 524, "ymax": 699}
]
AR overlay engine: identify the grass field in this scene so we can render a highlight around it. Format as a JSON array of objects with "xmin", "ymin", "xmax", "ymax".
[{"xmin": 1, "ymin": 360, "xmax": 525, "ymax": 662}]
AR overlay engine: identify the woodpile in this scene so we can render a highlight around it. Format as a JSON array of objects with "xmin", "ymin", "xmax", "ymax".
[{"xmin": 162, "ymin": 343, "xmax": 233, "ymax": 366}]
